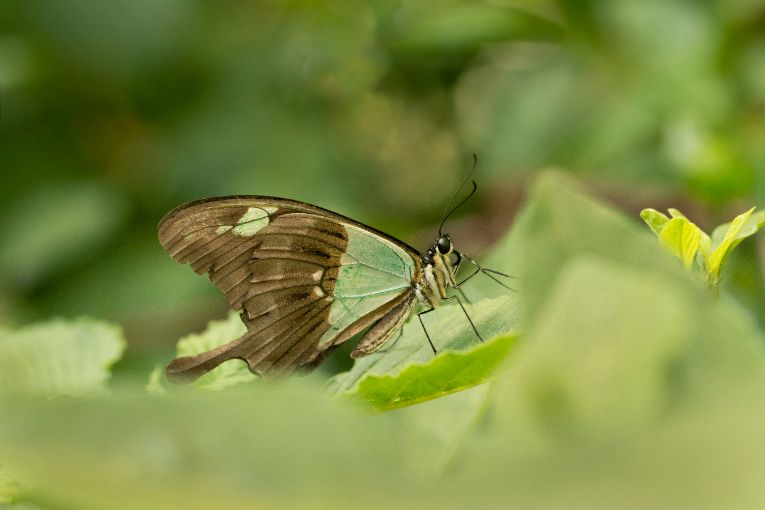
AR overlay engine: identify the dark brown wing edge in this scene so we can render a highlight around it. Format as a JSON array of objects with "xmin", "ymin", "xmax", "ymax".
[{"xmin": 158, "ymin": 195, "xmax": 422, "ymax": 260}]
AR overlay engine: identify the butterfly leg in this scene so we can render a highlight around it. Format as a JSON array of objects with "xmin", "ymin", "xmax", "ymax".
[
  {"xmin": 458, "ymin": 256, "xmax": 516, "ymax": 292},
  {"xmin": 456, "ymin": 265, "xmax": 481, "ymax": 287},
  {"xmin": 443, "ymin": 294, "xmax": 484, "ymax": 343},
  {"xmin": 417, "ymin": 307, "xmax": 438, "ymax": 355}
]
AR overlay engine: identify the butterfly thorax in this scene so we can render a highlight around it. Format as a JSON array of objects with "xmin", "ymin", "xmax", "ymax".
[{"xmin": 415, "ymin": 234, "xmax": 460, "ymax": 308}]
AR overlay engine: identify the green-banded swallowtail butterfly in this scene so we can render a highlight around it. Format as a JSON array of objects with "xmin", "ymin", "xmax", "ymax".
[{"xmin": 158, "ymin": 162, "xmax": 512, "ymax": 382}]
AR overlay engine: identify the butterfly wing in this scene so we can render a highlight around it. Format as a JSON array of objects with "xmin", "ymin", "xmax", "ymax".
[{"xmin": 158, "ymin": 196, "xmax": 421, "ymax": 381}]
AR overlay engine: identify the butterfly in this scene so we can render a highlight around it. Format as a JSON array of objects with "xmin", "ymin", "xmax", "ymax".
[{"xmin": 158, "ymin": 166, "xmax": 512, "ymax": 382}]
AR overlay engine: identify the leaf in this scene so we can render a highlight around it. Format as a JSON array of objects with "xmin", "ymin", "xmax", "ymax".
[
  {"xmin": 657, "ymin": 217, "xmax": 702, "ymax": 269},
  {"xmin": 391, "ymin": 385, "xmax": 494, "ymax": 475},
  {"xmin": 0, "ymin": 465, "xmax": 21, "ymax": 504},
  {"xmin": 166, "ymin": 312, "xmax": 257, "ymax": 391},
  {"xmin": 491, "ymin": 257, "xmax": 765, "ymax": 444},
  {"xmin": 485, "ymin": 172, "xmax": 699, "ymax": 328},
  {"xmin": 710, "ymin": 209, "xmax": 765, "ymax": 247},
  {"xmin": 639, "ymin": 208, "xmax": 670, "ymax": 236},
  {"xmin": 0, "ymin": 386, "xmax": 421, "ymax": 510},
  {"xmin": 478, "ymin": 173, "xmax": 765, "ymax": 440},
  {"xmin": 327, "ymin": 296, "xmax": 518, "ymax": 394},
  {"xmin": 341, "ymin": 333, "xmax": 519, "ymax": 412},
  {"xmin": 707, "ymin": 207, "xmax": 757, "ymax": 278},
  {"xmin": 641, "ymin": 208, "xmax": 704, "ymax": 269},
  {"xmin": 667, "ymin": 208, "xmax": 688, "ymax": 219},
  {"xmin": 0, "ymin": 318, "xmax": 125, "ymax": 398}
]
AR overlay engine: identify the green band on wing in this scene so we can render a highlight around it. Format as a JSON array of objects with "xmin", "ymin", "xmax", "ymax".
[{"xmin": 317, "ymin": 224, "xmax": 415, "ymax": 346}]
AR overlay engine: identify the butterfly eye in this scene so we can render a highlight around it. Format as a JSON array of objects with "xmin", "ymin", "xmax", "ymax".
[{"xmin": 436, "ymin": 236, "xmax": 451, "ymax": 255}]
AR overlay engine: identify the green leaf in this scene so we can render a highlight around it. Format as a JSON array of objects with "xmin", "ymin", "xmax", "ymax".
[
  {"xmin": 0, "ymin": 318, "xmax": 125, "ymax": 398},
  {"xmin": 641, "ymin": 208, "xmax": 704, "ymax": 269},
  {"xmin": 657, "ymin": 217, "xmax": 702, "ymax": 269},
  {"xmin": 168, "ymin": 312, "xmax": 257, "ymax": 391},
  {"xmin": 639, "ymin": 208, "xmax": 670, "ymax": 236},
  {"xmin": 0, "ymin": 386, "xmax": 420, "ymax": 510},
  {"xmin": 341, "ymin": 333, "xmax": 519, "ymax": 412},
  {"xmin": 486, "ymin": 172, "xmax": 698, "ymax": 328},
  {"xmin": 491, "ymin": 257, "xmax": 765, "ymax": 444},
  {"xmin": 710, "ymin": 209, "xmax": 765, "ymax": 247},
  {"xmin": 707, "ymin": 207, "xmax": 757, "ymax": 278},
  {"xmin": 0, "ymin": 465, "xmax": 21, "ymax": 504},
  {"xmin": 328, "ymin": 296, "xmax": 518, "ymax": 394}
]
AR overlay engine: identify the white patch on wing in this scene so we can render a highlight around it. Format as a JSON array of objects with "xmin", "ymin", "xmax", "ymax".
[{"xmin": 231, "ymin": 206, "xmax": 277, "ymax": 237}]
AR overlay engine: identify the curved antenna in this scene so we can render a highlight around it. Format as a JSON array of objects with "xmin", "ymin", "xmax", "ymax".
[{"xmin": 439, "ymin": 154, "xmax": 479, "ymax": 237}]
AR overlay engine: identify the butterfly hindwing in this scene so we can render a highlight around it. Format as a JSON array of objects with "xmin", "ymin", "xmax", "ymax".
[{"xmin": 158, "ymin": 196, "xmax": 421, "ymax": 381}]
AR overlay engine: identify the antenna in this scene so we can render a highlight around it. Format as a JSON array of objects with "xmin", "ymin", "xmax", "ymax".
[{"xmin": 439, "ymin": 154, "xmax": 479, "ymax": 237}]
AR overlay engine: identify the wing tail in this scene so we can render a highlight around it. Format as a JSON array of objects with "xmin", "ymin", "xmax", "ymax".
[{"xmin": 165, "ymin": 333, "xmax": 251, "ymax": 384}]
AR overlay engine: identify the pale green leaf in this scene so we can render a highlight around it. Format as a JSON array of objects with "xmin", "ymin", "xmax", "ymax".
[
  {"xmin": 657, "ymin": 217, "xmax": 702, "ymax": 269},
  {"xmin": 708, "ymin": 207, "xmax": 757, "ymax": 277},
  {"xmin": 327, "ymin": 296, "xmax": 518, "ymax": 394},
  {"xmin": 698, "ymin": 229, "xmax": 712, "ymax": 263},
  {"xmin": 667, "ymin": 208, "xmax": 688, "ymax": 219},
  {"xmin": 639, "ymin": 208, "xmax": 669, "ymax": 236},
  {"xmin": 0, "ymin": 318, "xmax": 125, "ymax": 398},
  {"xmin": 171, "ymin": 312, "xmax": 257, "ymax": 391},
  {"xmin": 341, "ymin": 333, "xmax": 519, "ymax": 411},
  {"xmin": 641, "ymin": 208, "xmax": 703, "ymax": 270},
  {"xmin": 710, "ymin": 209, "xmax": 765, "ymax": 250}
]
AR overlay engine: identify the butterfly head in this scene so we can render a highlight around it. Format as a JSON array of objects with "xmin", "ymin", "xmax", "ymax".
[{"xmin": 424, "ymin": 234, "xmax": 462, "ymax": 270}]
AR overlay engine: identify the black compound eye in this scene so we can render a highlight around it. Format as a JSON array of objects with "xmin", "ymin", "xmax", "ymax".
[{"xmin": 436, "ymin": 236, "xmax": 451, "ymax": 255}]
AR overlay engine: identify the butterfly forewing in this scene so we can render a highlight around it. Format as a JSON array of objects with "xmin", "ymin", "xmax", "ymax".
[{"xmin": 158, "ymin": 196, "xmax": 421, "ymax": 381}]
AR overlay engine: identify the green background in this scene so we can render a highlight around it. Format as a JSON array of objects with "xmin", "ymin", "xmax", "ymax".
[
  {"xmin": 2, "ymin": 0, "xmax": 764, "ymax": 370},
  {"xmin": 2, "ymin": 2, "xmax": 765, "ymax": 508}
]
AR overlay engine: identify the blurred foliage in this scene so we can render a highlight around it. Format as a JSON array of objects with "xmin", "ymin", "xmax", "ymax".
[
  {"xmin": 1, "ymin": 174, "xmax": 765, "ymax": 509},
  {"xmin": 0, "ymin": 318, "xmax": 124, "ymax": 397},
  {"xmin": 151, "ymin": 311, "xmax": 257, "ymax": 393},
  {"xmin": 2, "ymin": 0, "xmax": 765, "ymax": 507},
  {"xmin": 2, "ymin": 0, "xmax": 765, "ymax": 364}
]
